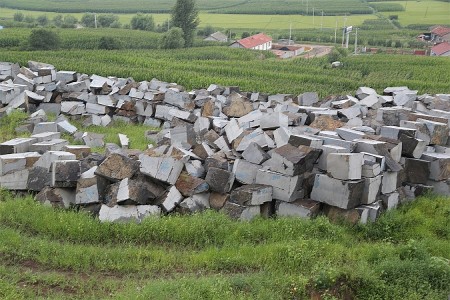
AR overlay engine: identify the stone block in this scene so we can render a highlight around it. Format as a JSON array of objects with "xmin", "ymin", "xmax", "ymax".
[
  {"xmin": 230, "ymin": 184, "xmax": 272, "ymax": 206},
  {"xmin": 179, "ymin": 193, "xmax": 210, "ymax": 213},
  {"xmin": 139, "ymin": 154, "xmax": 185, "ymax": 185},
  {"xmin": 209, "ymin": 192, "xmax": 229, "ymax": 210},
  {"xmin": 35, "ymin": 186, "xmax": 76, "ymax": 209},
  {"xmin": 30, "ymin": 132, "xmax": 61, "ymax": 143},
  {"xmin": 34, "ymin": 151, "xmax": 76, "ymax": 171},
  {"xmin": 0, "ymin": 137, "xmax": 37, "ymax": 154},
  {"xmin": 421, "ymin": 152, "xmax": 450, "ymax": 181},
  {"xmin": 317, "ymin": 145, "xmax": 348, "ymax": 171},
  {"xmin": 264, "ymin": 144, "xmax": 321, "ymax": 176},
  {"xmin": 175, "ymin": 172, "xmax": 209, "ymax": 197},
  {"xmin": 0, "ymin": 169, "xmax": 29, "ymax": 190},
  {"xmin": 98, "ymin": 205, "xmax": 160, "ymax": 223},
  {"xmin": 32, "ymin": 122, "xmax": 58, "ymax": 134},
  {"xmin": 381, "ymin": 171, "xmax": 398, "ymax": 194},
  {"xmin": 27, "ymin": 166, "xmax": 51, "ymax": 191},
  {"xmin": 276, "ymin": 199, "xmax": 321, "ymax": 218},
  {"xmin": 96, "ymin": 153, "xmax": 140, "ymax": 182},
  {"xmin": 326, "ymin": 153, "xmax": 363, "ymax": 180},
  {"xmin": 404, "ymin": 158, "xmax": 430, "ymax": 184},
  {"xmin": 242, "ymin": 142, "xmax": 270, "ymax": 165},
  {"xmin": 288, "ymin": 134, "xmax": 323, "ymax": 148},
  {"xmin": 379, "ymin": 192, "xmax": 400, "ymax": 210},
  {"xmin": 51, "ymin": 160, "xmax": 80, "ymax": 188},
  {"xmin": 30, "ymin": 139, "xmax": 69, "ymax": 154},
  {"xmin": 63, "ymin": 145, "xmax": 91, "ymax": 159},
  {"xmin": 362, "ymin": 175, "xmax": 382, "ymax": 205},
  {"xmin": 310, "ymin": 174, "xmax": 364, "ymax": 209},
  {"xmin": 260, "ymin": 112, "xmax": 289, "ymax": 130},
  {"xmin": 75, "ymin": 166, "xmax": 104, "ymax": 205},
  {"xmin": 231, "ymin": 159, "xmax": 259, "ymax": 184},
  {"xmin": 417, "ymin": 118, "xmax": 449, "ymax": 146},
  {"xmin": 255, "ymin": 169, "xmax": 304, "ymax": 202},
  {"xmin": 0, "ymin": 152, "xmax": 41, "ymax": 176},
  {"xmin": 161, "ymin": 186, "xmax": 184, "ymax": 212},
  {"xmin": 82, "ymin": 132, "xmax": 105, "ymax": 148},
  {"xmin": 205, "ymin": 167, "xmax": 235, "ymax": 194}
]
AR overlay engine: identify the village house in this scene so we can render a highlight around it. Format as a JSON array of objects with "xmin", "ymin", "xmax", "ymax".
[
  {"xmin": 230, "ymin": 33, "xmax": 272, "ymax": 50},
  {"xmin": 430, "ymin": 42, "xmax": 450, "ymax": 57},
  {"xmin": 430, "ymin": 26, "xmax": 450, "ymax": 43},
  {"xmin": 271, "ymin": 44, "xmax": 305, "ymax": 59},
  {"xmin": 204, "ymin": 31, "xmax": 228, "ymax": 43}
]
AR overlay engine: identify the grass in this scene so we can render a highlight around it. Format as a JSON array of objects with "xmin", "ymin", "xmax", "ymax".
[
  {"xmin": 0, "ymin": 191, "xmax": 448, "ymax": 299},
  {"xmin": 379, "ymin": 0, "xmax": 450, "ymax": 26}
]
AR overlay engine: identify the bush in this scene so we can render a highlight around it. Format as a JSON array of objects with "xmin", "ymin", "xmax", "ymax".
[
  {"xmin": 98, "ymin": 36, "xmax": 121, "ymax": 50},
  {"xmin": 36, "ymin": 15, "xmax": 49, "ymax": 27},
  {"xmin": 97, "ymin": 14, "xmax": 119, "ymax": 28},
  {"xmin": 130, "ymin": 13, "xmax": 155, "ymax": 31},
  {"xmin": 13, "ymin": 12, "xmax": 24, "ymax": 22},
  {"xmin": 159, "ymin": 27, "xmax": 185, "ymax": 49},
  {"xmin": 28, "ymin": 29, "xmax": 60, "ymax": 50},
  {"xmin": 241, "ymin": 32, "xmax": 250, "ymax": 39}
]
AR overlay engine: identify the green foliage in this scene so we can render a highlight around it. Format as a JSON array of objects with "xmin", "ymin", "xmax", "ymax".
[
  {"xmin": 35, "ymin": 14, "xmax": 49, "ymax": 27},
  {"xmin": 97, "ymin": 13, "xmax": 119, "ymax": 28},
  {"xmin": 171, "ymin": 0, "xmax": 200, "ymax": 47},
  {"xmin": 369, "ymin": 3, "xmax": 404, "ymax": 12},
  {"xmin": 241, "ymin": 31, "xmax": 250, "ymax": 38},
  {"xmin": 98, "ymin": 36, "xmax": 121, "ymax": 50},
  {"xmin": 23, "ymin": 15, "xmax": 34, "ymax": 24},
  {"xmin": 197, "ymin": 24, "xmax": 214, "ymax": 37},
  {"xmin": 13, "ymin": 12, "xmax": 24, "ymax": 22},
  {"xmin": 27, "ymin": 28, "xmax": 60, "ymax": 50},
  {"xmin": 159, "ymin": 27, "xmax": 185, "ymax": 49},
  {"xmin": 0, "ymin": 110, "xmax": 29, "ymax": 142},
  {"xmin": 130, "ymin": 13, "xmax": 155, "ymax": 31},
  {"xmin": 81, "ymin": 13, "xmax": 95, "ymax": 28}
]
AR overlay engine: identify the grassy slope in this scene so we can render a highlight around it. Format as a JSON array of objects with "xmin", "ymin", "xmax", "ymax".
[
  {"xmin": 379, "ymin": 0, "xmax": 450, "ymax": 26},
  {"xmin": 0, "ymin": 191, "xmax": 448, "ymax": 299}
]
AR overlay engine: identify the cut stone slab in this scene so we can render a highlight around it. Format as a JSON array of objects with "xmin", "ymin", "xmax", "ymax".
[
  {"xmin": 63, "ymin": 145, "xmax": 91, "ymax": 159},
  {"xmin": 95, "ymin": 153, "xmax": 140, "ymax": 182},
  {"xmin": 164, "ymin": 89, "xmax": 194, "ymax": 111},
  {"xmin": 421, "ymin": 152, "xmax": 450, "ymax": 181},
  {"xmin": 381, "ymin": 171, "xmax": 398, "ymax": 194},
  {"xmin": 288, "ymin": 134, "xmax": 323, "ymax": 148},
  {"xmin": 0, "ymin": 152, "xmax": 41, "ymax": 176},
  {"xmin": 230, "ymin": 184, "xmax": 272, "ymax": 206},
  {"xmin": 298, "ymin": 92, "xmax": 319, "ymax": 106},
  {"xmin": 27, "ymin": 166, "xmax": 51, "ymax": 191},
  {"xmin": 232, "ymin": 159, "xmax": 260, "ymax": 184},
  {"xmin": 82, "ymin": 132, "xmax": 105, "ymax": 148},
  {"xmin": 98, "ymin": 205, "xmax": 160, "ymax": 223},
  {"xmin": 169, "ymin": 125, "xmax": 196, "ymax": 148},
  {"xmin": 179, "ymin": 193, "xmax": 211, "ymax": 213},
  {"xmin": 255, "ymin": 169, "xmax": 304, "ymax": 202},
  {"xmin": 56, "ymin": 120, "xmax": 77, "ymax": 134},
  {"xmin": 264, "ymin": 144, "xmax": 321, "ymax": 176},
  {"xmin": 417, "ymin": 118, "xmax": 449, "ymax": 146},
  {"xmin": 220, "ymin": 202, "xmax": 262, "ymax": 221},
  {"xmin": 379, "ymin": 192, "xmax": 400, "ymax": 210},
  {"xmin": 51, "ymin": 160, "xmax": 81, "ymax": 188},
  {"xmin": 205, "ymin": 167, "xmax": 235, "ymax": 194},
  {"xmin": 0, "ymin": 137, "xmax": 37, "ymax": 154},
  {"xmin": 139, "ymin": 154, "xmax": 185, "ymax": 185},
  {"xmin": 260, "ymin": 112, "xmax": 289, "ymax": 130},
  {"xmin": 242, "ymin": 142, "xmax": 270, "ymax": 165},
  {"xmin": 30, "ymin": 132, "xmax": 61, "ymax": 143},
  {"xmin": 0, "ymin": 169, "xmax": 29, "ymax": 190},
  {"xmin": 336, "ymin": 128, "xmax": 366, "ymax": 141},
  {"xmin": 175, "ymin": 172, "xmax": 209, "ymax": 197},
  {"xmin": 362, "ymin": 175, "xmax": 382, "ymax": 205},
  {"xmin": 317, "ymin": 145, "xmax": 348, "ymax": 171},
  {"xmin": 35, "ymin": 186, "xmax": 76, "ymax": 209},
  {"xmin": 404, "ymin": 158, "xmax": 430, "ymax": 184},
  {"xmin": 326, "ymin": 153, "xmax": 363, "ymax": 180},
  {"xmin": 75, "ymin": 166, "xmax": 104, "ymax": 205},
  {"xmin": 32, "ymin": 122, "xmax": 58, "ymax": 134},
  {"xmin": 118, "ymin": 134, "xmax": 129, "ymax": 149},
  {"xmin": 116, "ymin": 177, "xmax": 152, "ymax": 205},
  {"xmin": 34, "ymin": 151, "xmax": 76, "ymax": 171},
  {"xmin": 160, "ymin": 186, "xmax": 184, "ymax": 212},
  {"xmin": 276, "ymin": 199, "xmax": 321, "ymax": 219},
  {"xmin": 310, "ymin": 174, "xmax": 364, "ymax": 209},
  {"xmin": 30, "ymin": 139, "xmax": 69, "ymax": 154}
]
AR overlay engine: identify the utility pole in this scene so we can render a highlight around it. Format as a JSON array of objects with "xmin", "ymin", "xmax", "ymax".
[
  {"xmin": 321, "ymin": 10, "xmax": 324, "ymax": 31},
  {"xmin": 167, "ymin": 17, "xmax": 170, "ymax": 31},
  {"xmin": 289, "ymin": 22, "xmax": 292, "ymax": 45},
  {"xmin": 313, "ymin": 7, "xmax": 315, "ymax": 27},
  {"xmin": 334, "ymin": 19, "xmax": 338, "ymax": 44},
  {"xmin": 94, "ymin": 13, "xmax": 97, "ymax": 28},
  {"xmin": 342, "ymin": 16, "xmax": 347, "ymax": 47},
  {"xmin": 345, "ymin": 26, "xmax": 351, "ymax": 48},
  {"xmin": 354, "ymin": 27, "xmax": 358, "ymax": 54}
]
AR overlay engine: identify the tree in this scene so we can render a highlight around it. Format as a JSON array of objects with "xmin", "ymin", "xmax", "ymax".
[
  {"xmin": 159, "ymin": 27, "xmax": 185, "ymax": 49},
  {"xmin": 63, "ymin": 15, "xmax": 78, "ymax": 28},
  {"xmin": 241, "ymin": 32, "xmax": 250, "ymax": 39},
  {"xmin": 81, "ymin": 13, "xmax": 95, "ymax": 27},
  {"xmin": 36, "ymin": 15, "xmax": 49, "ymax": 27},
  {"xmin": 171, "ymin": 0, "xmax": 199, "ymax": 47},
  {"xmin": 13, "ymin": 12, "xmax": 24, "ymax": 22},
  {"xmin": 98, "ymin": 36, "xmax": 121, "ymax": 50},
  {"xmin": 28, "ymin": 29, "xmax": 60, "ymax": 50},
  {"xmin": 53, "ymin": 15, "xmax": 64, "ymax": 27},
  {"xmin": 131, "ymin": 13, "xmax": 155, "ymax": 31},
  {"xmin": 97, "ymin": 14, "xmax": 119, "ymax": 28}
]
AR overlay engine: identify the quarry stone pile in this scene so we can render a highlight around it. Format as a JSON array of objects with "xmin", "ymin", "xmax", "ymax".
[{"xmin": 1, "ymin": 60, "xmax": 450, "ymax": 223}]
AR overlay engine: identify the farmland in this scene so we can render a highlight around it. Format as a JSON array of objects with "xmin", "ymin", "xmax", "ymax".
[{"xmin": 1, "ymin": 47, "xmax": 449, "ymax": 97}]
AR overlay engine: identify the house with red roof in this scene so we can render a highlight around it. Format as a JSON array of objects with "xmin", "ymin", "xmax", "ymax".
[
  {"xmin": 230, "ymin": 33, "xmax": 272, "ymax": 50},
  {"xmin": 431, "ymin": 42, "xmax": 450, "ymax": 56},
  {"xmin": 430, "ymin": 26, "xmax": 450, "ymax": 43}
]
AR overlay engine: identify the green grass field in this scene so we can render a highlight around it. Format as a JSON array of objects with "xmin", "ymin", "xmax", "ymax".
[
  {"xmin": 0, "ymin": 189, "xmax": 448, "ymax": 299},
  {"xmin": 379, "ymin": 0, "xmax": 450, "ymax": 26}
]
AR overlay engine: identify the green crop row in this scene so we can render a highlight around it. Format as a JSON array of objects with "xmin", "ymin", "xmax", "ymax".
[{"xmin": 0, "ymin": 47, "xmax": 448, "ymax": 97}]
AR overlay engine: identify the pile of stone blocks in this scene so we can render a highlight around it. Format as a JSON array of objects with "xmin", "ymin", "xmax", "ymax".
[{"xmin": 1, "ymin": 61, "xmax": 450, "ymax": 224}]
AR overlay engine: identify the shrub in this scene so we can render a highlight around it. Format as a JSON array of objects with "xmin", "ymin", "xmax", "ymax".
[
  {"xmin": 28, "ymin": 29, "xmax": 60, "ymax": 50},
  {"xmin": 98, "ymin": 36, "xmax": 122, "ymax": 50},
  {"xmin": 13, "ymin": 12, "xmax": 24, "ymax": 22},
  {"xmin": 159, "ymin": 27, "xmax": 185, "ymax": 49},
  {"xmin": 131, "ymin": 13, "xmax": 155, "ymax": 31}
]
